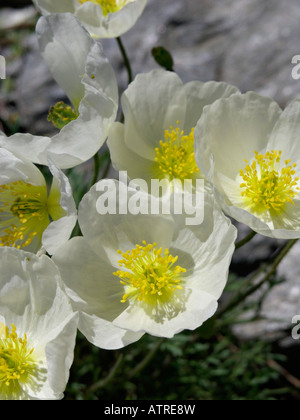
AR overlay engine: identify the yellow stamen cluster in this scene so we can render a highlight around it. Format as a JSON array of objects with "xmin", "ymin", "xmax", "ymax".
[
  {"xmin": 79, "ymin": 0, "xmax": 126, "ymax": 16},
  {"xmin": 0, "ymin": 181, "xmax": 49, "ymax": 249},
  {"xmin": 240, "ymin": 150, "xmax": 300, "ymax": 213},
  {"xmin": 0, "ymin": 323, "xmax": 38, "ymax": 397},
  {"xmin": 113, "ymin": 241, "xmax": 186, "ymax": 305},
  {"xmin": 152, "ymin": 123, "xmax": 200, "ymax": 182}
]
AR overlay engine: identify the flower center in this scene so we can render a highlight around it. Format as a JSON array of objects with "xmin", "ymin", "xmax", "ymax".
[
  {"xmin": 239, "ymin": 150, "xmax": 300, "ymax": 214},
  {"xmin": 78, "ymin": 0, "xmax": 126, "ymax": 16},
  {"xmin": 0, "ymin": 323, "xmax": 39, "ymax": 398},
  {"xmin": 48, "ymin": 101, "xmax": 79, "ymax": 130},
  {"xmin": 152, "ymin": 123, "xmax": 200, "ymax": 182},
  {"xmin": 113, "ymin": 241, "xmax": 186, "ymax": 305},
  {"xmin": 0, "ymin": 181, "xmax": 50, "ymax": 249}
]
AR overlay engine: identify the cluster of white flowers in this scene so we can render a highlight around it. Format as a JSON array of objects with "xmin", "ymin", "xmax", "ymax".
[{"xmin": 1, "ymin": 1, "xmax": 300, "ymax": 400}]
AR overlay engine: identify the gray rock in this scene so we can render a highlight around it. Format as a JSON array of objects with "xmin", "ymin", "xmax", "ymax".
[
  {"xmin": 102, "ymin": 0, "xmax": 300, "ymax": 107},
  {"xmin": 3, "ymin": 0, "xmax": 300, "ymax": 132}
]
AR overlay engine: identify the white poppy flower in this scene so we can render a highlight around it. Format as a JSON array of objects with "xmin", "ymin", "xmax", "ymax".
[
  {"xmin": 0, "ymin": 148, "xmax": 77, "ymax": 255},
  {"xmin": 52, "ymin": 180, "xmax": 237, "ymax": 349},
  {"xmin": 32, "ymin": 0, "xmax": 147, "ymax": 39},
  {"xmin": 107, "ymin": 69, "xmax": 239, "ymax": 189},
  {"xmin": 0, "ymin": 247, "xmax": 78, "ymax": 400},
  {"xmin": 0, "ymin": 13, "xmax": 118, "ymax": 169},
  {"xmin": 194, "ymin": 91, "xmax": 300, "ymax": 239}
]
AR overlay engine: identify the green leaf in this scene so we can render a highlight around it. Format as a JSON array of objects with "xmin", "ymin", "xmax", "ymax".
[{"xmin": 152, "ymin": 46, "xmax": 174, "ymax": 71}]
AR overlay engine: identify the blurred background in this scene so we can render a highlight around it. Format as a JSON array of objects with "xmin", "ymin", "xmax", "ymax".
[{"xmin": 1, "ymin": 0, "xmax": 300, "ymax": 400}]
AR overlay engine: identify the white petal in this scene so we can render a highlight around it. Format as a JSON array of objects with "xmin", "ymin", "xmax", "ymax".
[
  {"xmin": 0, "ymin": 133, "xmax": 51, "ymax": 167},
  {"xmin": 79, "ymin": 312, "xmax": 144, "ymax": 350},
  {"xmin": 224, "ymin": 203, "xmax": 275, "ymax": 237},
  {"xmin": 32, "ymin": 0, "xmax": 77, "ymax": 15},
  {"xmin": 36, "ymin": 13, "xmax": 93, "ymax": 109},
  {"xmin": 183, "ymin": 80, "xmax": 240, "ymax": 130},
  {"xmin": 47, "ymin": 89, "xmax": 116, "ymax": 169},
  {"xmin": 2, "ymin": 15, "xmax": 118, "ymax": 170},
  {"xmin": 113, "ymin": 289, "xmax": 218, "ymax": 338},
  {"xmin": 171, "ymin": 208, "xmax": 237, "ymax": 299},
  {"xmin": 0, "ymin": 248, "xmax": 78, "ymax": 399},
  {"xmin": 0, "ymin": 147, "xmax": 45, "ymax": 186},
  {"xmin": 78, "ymin": 180, "xmax": 175, "ymax": 263},
  {"xmin": 107, "ymin": 122, "xmax": 155, "ymax": 182},
  {"xmin": 268, "ymin": 99, "xmax": 300, "ymax": 168},
  {"xmin": 75, "ymin": 0, "xmax": 147, "ymax": 38},
  {"xmin": 75, "ymin": 2, "xmax": 106, "ymax": 38},
  {"xmin": 52, "ymin": 236, "xmax": 144, "ymax": 349},
  {"xmin": 259, "ymin": 199, "xmax": 300, "ymax": 239},
  {"xmin": 41, "ymin": 157, "xmax": 77, "ymax": 255},
  {"xmin": 36, "ymin": 15, "xmax": 118, "ymax": 169},
  {"xmin": 122, "ymin": 70, "xmax": 187, "ymax": 159},
  {"xmin": 45, "ymin": 312, "xmax": 79, "ymax": 399},
  {"xmin": 194, "ymin": 92, "xmax": 282, "ymax": 180},
  {"xmin": 53, "ymin": 237, "xmax": 125, "ymax": 317},
  {"xmin": 82, "ymin": 42, "xmax": 118, "ymax": 106}
]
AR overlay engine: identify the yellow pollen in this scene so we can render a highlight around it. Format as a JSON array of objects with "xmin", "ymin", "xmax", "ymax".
[
  {"xmin": 0, "ymin": 181, "xmax": 50, "ymax": 249},
  {"xmin": 239, "ymin": 150, "xmax": 300, "ymax": 214},
  {"xmin": 78, "ymin": 0, "xmax": 126, "ymax": 16},
  {"xmin": 152, "ymin": 123, "xmax": 200, "ymax": 182},
  {"xmin": 113, "ymin": 241, "xmax": 186, "ymax": 305},
  {"xmin": 0, "ymin": 323, "xmax": 38, "ymax": 398}
]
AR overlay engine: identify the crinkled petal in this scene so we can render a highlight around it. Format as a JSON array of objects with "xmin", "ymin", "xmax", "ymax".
[
  {"xmin": 0, "ymin": 147, "xmax": 45, "ymax": 187},
  {"xmin": 122, "ymin": 69, "xmax": 187, "ymax": 159},
  {"xmin": 32, "ymin": 0, "xmax": 78, "ymax": 15},
  {"xmin": 0, "ymin": 248, "xmax": 78, "ymax": 400},
  {"xmin": 45, "ymin": 312, "xmax": 79, "ymax": 399},
  {"xmin": 33, "ymin": 0, "xmax": 147, "ymax": 39},
  {"xmin": 183, "ymin": 80, "xmax": 240, "ymax": 131},
  {"xmin": 170, "ymin": 202, "xmax": 237, "ymax": 299},
  {"xmin": 78, "ymin": 180, "xmax": 175, "ymax": 263},
  {"xmin": 41, "ymin": 157, "xmax": 77, "ymax": 255},
  {"xmin": 107, "ymin": 122, "xmax": 154, "ymax": 183},
  {"xmin": 0, "ymin": 133, "xmax": 51, "ymax": 168},
  {"xmin": 36, "ymin": 13, "xmax": 93, "ymax": 110},
  {"xmin": 268, "ymin": 99, "xmax": 300, "ymax": 174},
  {"xmin": 112, "ymin": 288, "xmax": 218, "ymax": 338},
  {"xmin": 79, "ymin": 312, "xmax": 144, "ymax": 350},
  {"xmin": 75, "ymin": 0, "xmax": 147, "ymax": 39},
  {"xmin": 194, "ymin": 91, "xmax": 282, "ymax": 180},
  {"xmin": 52, "ymin": 236, "xmax": 144, "ymax": 349}
]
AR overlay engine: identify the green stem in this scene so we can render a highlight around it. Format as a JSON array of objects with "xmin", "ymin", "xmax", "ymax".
[
  {"xmin": 87, "ymin": 353, "xmax": 124, "ymax": 394},
  {"xmin": 219, "ymin": 239, "xmax": 298, "ymax": 317},
  {"xmin": 91, "ymin": 152, "xmax": 101, "ymax": 187},
  {"xmin": 116, "ymin": 36, "xmax": 133, "ymax": 85},
  {"xmin": 128, "ymin": 338, "xmax": 164, "ymax": 379},
  {"xmin": 235, "ymin": 230, "xmax": 257, "ymax": 250},
  {"xmin": 89, "ymin": 149, "xmax": 111, "ymax": 189},
  {"xmin": 101, "ymin": 151, "xmax": 111, "ymax": 179}
]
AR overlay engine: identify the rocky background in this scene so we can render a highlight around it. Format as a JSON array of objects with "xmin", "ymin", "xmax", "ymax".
[{"xmin": 1, "ymin": 0, "xmax": 300, "ymax": 357}]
